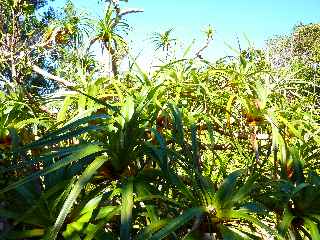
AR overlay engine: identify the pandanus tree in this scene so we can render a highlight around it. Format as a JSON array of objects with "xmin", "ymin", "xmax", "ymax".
[
  {"xmin": 42, "ymin": 1, "xmax": 91, "ymax": 50},
  {"xmin": 151, "ymin": 28, "xmax": 176, "ymax": 60},
  {"xmin": 89, "ymin": 0, "xmax": 143, "ymax": 77}
]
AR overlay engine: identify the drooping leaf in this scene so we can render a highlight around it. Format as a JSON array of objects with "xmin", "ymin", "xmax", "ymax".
[
  {"xmin": 149, "ymin": 207, "xmax": 205, "ymax": 240},
  {"xmin": 120, "ymin": 178, "xmax": 134, "ymax": 240},
  {"xmin": 44, "ymin": 155, "xmax": 108, "ymax": 240},
  {"xmin": 1, "ymin": 144, "xmax": 104, "ymax": 194}
]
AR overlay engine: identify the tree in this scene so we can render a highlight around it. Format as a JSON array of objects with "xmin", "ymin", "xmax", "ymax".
[
  {"xmin": 266, "ymin": 23, "xmax": 320, "ymax": 68},
  {"xmin": 90, "ymin": 0, "xmax": 143, "ymax": 76},
  {"xmin": 0, "ymin": 0, "xmax": 55, "ymax": 87},
  {"xmin": 266, "ymin": 23, "xmax": 320, "ymax": 99},
  {"xmin": 151, "ymin": 28, "xmax": 176, "ymax": 60},
  {"xmin": 0, "ymin": 0, "xmax": 60, "ymax": 118}
]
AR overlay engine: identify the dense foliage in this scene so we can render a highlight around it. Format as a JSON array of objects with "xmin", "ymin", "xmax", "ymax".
[{"xmin": 0, "ymin": 1, "xmax": 320, "ymax": 239}]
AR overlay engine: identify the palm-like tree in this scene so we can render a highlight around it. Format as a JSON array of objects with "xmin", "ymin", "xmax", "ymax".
[
  {"xmin": 195, "ymin": 25, "xmax": 214, "ymax": 59},
  {"xmin": 151, "ymin": 28, "xmax": 176, "ymax": 59},
  {"xmin": 90, "ymin": 1, "xmax": 142, "ymax": 76},
  {"xmin": 41, "ymin": 1, "xmax": 91, "ymax": 50}
]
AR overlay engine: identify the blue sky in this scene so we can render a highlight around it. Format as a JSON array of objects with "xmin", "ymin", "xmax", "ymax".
[{"xmin": 51, "ymin": 0, "xmax": 320, "ymax": 66}]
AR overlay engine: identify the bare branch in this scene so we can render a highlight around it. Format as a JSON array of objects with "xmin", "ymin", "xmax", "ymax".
[
  {"xmin": 119, "ymin": 8, "xmax": 144, "ymax": 18},
  {"xmin": 195, "ymin": 38, "xmax": 212, "ymax": 60},
  {"xmin": 32, "ymin": 65, "xmax": 75, "ymax": 87}
]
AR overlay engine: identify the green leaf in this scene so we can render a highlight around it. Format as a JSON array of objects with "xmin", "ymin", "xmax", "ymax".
[
  {"xmin": 169, "ymin": 104, "xmax": 184, "ymax": 145},
  {"xmin": 79, "ymin": 194, "xmax": 103, "ymax": 216},
  {"xmin": 96, "ymin": 206, "xmax": 120, "ymax": 220},
  {"xmin": 18, "ymin": 125, "xmax": 100, "ymax": 151},
  {"xmin": 304, "ymin": 218, "xmax": 320, "ymax": 240},
  {"xmin": 122, "ymin": 96, "xmax": 135, "ymax": 123},
  {"xmin": 5, "ymin": 229, "xmax": 45, "ymax": 239},
  {"xmin": 219, "ymin": 225, "xmax": 246, "ymax": 240},
  {"xmin": 229, "ymin": 209, "xmax": 278, "ymax": 238},
  {"xmin": 137, "ymin": 220, "xmax": 169, "ymax": 240},
  {"xmin": 43, "ymin": 114, "xmax": 108, "ymax": 142},
  {"xmin": 120, "ymin": 178, "xmax": 134, "ymax": 240},
  {"xmin": 2, "ymin": 144, "xmax": 88, "ymax": 173},
  {"xmin": 0, "ymin": 144, "xmax": 104, "ymax": 194},
  {"xmin": 135, "ymin": 85, "xmax": 162, "ymax": 115},
  {"xmin": 13, "ymin": 117, "xmax": 51, "ymax": 129},
  {"xmin": 182, "ymin": 39, "xmax": 195, "ymax": 58},
  {"xmin": 136, "ymin": 183, "xmax": 159, "ymax": 223},
  {"xmin": 215, "ymin": 170, "xmax": 243, "ymax": 207},
  {"xmin": 149, "ymin": 207, "xmax": 205, "ymax": 240},
  {"xmin": 229, "ymin": 176, "xmax": 256, "ymax": 207},
  {"xmin": 44, "ymin": 155, "xmax": 108, "ymax": 240},
  {"xmin": 148, "ymin": 128, "xmax": 168, "ymax": 170},
  {"xmin": 278, "ymin": 208, "xmax": 294, "ymax": 236},
  {"xmin": 57, "ymin": 96, "xmax": 73, "ymax": 122},
  {"xmin": 14, "ymin": 114, "xmax": 108, "ymax": 152},
  {"xmin": 82, "ymin": 206, "xmax": 120, "ymax": 240}
]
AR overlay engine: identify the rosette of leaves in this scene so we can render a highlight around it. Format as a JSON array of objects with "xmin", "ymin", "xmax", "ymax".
[{"xmin": 141, "ymin": 105, "xmax": 277, "ymax": 239}]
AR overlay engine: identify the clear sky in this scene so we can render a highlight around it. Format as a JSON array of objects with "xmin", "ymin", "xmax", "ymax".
[{"xmin": 51, "ymin": 0, "xmax": 320, "ymax": 67}]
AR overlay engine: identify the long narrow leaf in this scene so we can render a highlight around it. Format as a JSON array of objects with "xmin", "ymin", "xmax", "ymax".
[
  {"xmin": 44, "ymin": 155, "xmax": 108, "ymax": 240},
  {"xmin": 0, "ymin": 144, "xmax": 104, "ymax": 194},
  {"xmin": 149, "ymin": 207, "xmax": 205, "ymax": 240},
  {"xmin": 120, "ymin": 178, "xmax": 134, "ymax": 240}
]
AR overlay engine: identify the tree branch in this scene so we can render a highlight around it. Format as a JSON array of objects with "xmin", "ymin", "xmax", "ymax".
[
  {"xmin": 195, "ymin": 37, "xmax": 212, "ymax": 60},
  {"xmin": 32, "ymin": 65, "xmax": 75, "ymax": 87},
  {"xmin": 118, "ymin": 8, "xmax": 144, "ymax": 18}
]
